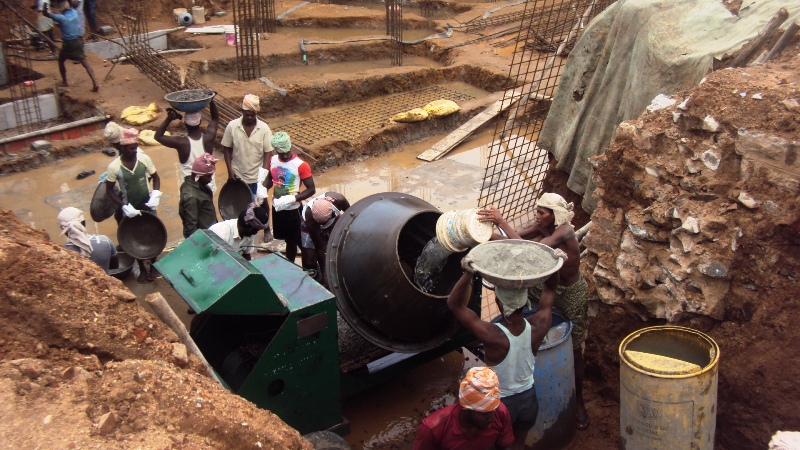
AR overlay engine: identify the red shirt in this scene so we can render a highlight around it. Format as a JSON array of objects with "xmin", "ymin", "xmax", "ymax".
[{"xmin": 412, "ymin": 403, "xmax": 514, "ymax": 450}]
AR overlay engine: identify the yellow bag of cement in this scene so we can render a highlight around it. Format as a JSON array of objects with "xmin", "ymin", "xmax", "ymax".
[
  {"xmin": 391, "ymin": 108, "xmax": 429, "ymax": 123},
  {"xmin": 423, "ymin": 99, "xmax": 460, "ymax": 118},
  {"xmin": 137, "ymin": 129, "xmax": 170, "ymax": 146},
  {"xmin": 121, "ymin": 103, "xmax": 160, "ymax": 125}
]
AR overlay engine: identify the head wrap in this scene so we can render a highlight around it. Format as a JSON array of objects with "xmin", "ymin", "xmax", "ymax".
[
  {"xmin": 120, "ymin": 128, "xmax": 139, "ymax": 146},
  {"xmin": 311, "ymin": 197, "xmax": 336, "ymax": 224},
  {"xmin": 271, "ymin": 131, "xmax": 292, "ymax": 154},
  {"xmin": 58, "ymin": 207, "xmax": 93, "ymax": 257},
  {"xmin": 184, "ymin": 111, "xmax": 202, "ymax": 127},
  {"xmin": 191, "ymin": 153, "xmax": 218, "ymax": 177},
  {"xmin": 495, "ymin": 286, "xmax": 530, "ymax": 318},
  {"xmin": 104, "ymin": 122, "xmax": 123, "ymax": 144},
  {"xmin": 536, "ymin": 193, "xmax": 575, "ymax": 227},
  {"xmin": 242, "ymin": 94, "xmax": 260, "ymax": 112},
  {"xmin": 458, "ymin": 367, "xmax": 501, "ymax": 412},
  {"xmin": 243, "ymin": 203, "xmax": 270, "ymax": 230}
]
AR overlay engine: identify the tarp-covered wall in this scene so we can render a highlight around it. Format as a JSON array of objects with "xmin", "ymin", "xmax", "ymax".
[{"xmin": 537, "ymin": 0, "xmax": 800, "ymax": 211}]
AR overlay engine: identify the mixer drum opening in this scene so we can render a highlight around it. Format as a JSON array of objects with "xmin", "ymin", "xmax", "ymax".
[{"xmin": 326, "ymin": 193, "xmax": 467, "ymax": 353}]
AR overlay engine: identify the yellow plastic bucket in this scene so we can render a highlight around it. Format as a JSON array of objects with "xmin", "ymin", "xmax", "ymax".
[{"xmin": 619, "ymin": 326, "xmax": 719, "ymax": 450}]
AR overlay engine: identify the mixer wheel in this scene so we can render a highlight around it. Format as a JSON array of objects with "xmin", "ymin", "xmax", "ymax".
[{"xmin": 302, "ymin": 431, "xmax": 351, "ymax": 450}]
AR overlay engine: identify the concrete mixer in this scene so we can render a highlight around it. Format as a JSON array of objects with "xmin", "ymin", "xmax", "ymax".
[{"xmin": 154, "ymin": 193, "xmax": 482, "ymax": 434}]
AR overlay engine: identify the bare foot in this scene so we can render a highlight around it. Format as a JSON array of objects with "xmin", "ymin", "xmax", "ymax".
[
  {"xmin": 147, "ymin": 266, "xmax": 158, "ymax": 282},
  {"xmin": 137, "ymin": 270, "xmax": 148, "ymax": 284},
  {"xmin": 91, "ymin": 85, "xmax": 99, "ymax": 92},
  {"xmin": 57, "ymin": 82, "xmax": 69, "ymax": 87}
]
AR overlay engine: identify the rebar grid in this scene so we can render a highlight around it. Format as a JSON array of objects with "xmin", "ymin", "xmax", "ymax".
[
  {"xmin": 0, "ymin": 2, "xmax": 44, "ymax": 133},
  {"xmin": 387, "ymin": 0, "xmax": 403, "ymax": 66},
  {"xmin": 233, "ymin": 0, "xmax": 262, "ymax": 81},
  {"xmin": 115, "ymin": 0, "xmax": 244, "ymax": 128},
  {"xmin": 279, "ymin": 85, "xmax": 474, "ymax": 148},
  {"xmin": 257, "ymin": 0, "xmax": 276, "ymax": 33},
  {"xmin": 479, "ymin": 0, "xmax": 613, "ymax": 225}
]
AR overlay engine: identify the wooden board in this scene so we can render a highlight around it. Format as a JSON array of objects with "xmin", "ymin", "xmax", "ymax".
[{"xmin": 417, "ymin": 97, "xmax": 512, "ymax": 162}]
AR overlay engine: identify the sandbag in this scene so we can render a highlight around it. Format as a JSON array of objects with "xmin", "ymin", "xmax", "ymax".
[
  {"xmin": 138, "ymin": 129, "xmax": 170, "ymax": 146},
  {"xmin": 424, "ymin": 99, "xmax": 460, "ymax": 118},
  {"xmin": 391, "ymin": 108, "xmax": 429, "ymax": 123},
  {"xmin": 121, "ymin": 103, "xmax": 160, "ymax": 125}
]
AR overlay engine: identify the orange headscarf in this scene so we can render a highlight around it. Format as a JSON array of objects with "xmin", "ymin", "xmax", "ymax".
[{"xmin": 458, "ymin": 367, "xmax": 501, "ymax": 412}]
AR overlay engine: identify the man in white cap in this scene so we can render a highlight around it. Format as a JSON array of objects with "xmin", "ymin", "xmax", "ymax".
[
  {"xmin": 413, "ymin": 366, "xmax": 514, "ymax": 450},
  {"xmin": 447, "ymin": 215, "xmax": 559, "ymax": 449},
  {"xmin": 221, "ymin": 94, "xmax": 273, "ymax": 197},
  {"xmin": 154, "ymin": 96, "xmax": 219, "ymax": 194},
  {"xmin": 481, "ymin": 193, "xmax": 590, "ymax": 430},
  {"xmin": 57, "ymin": 206, "xmax": 118, "ymax": 273}
]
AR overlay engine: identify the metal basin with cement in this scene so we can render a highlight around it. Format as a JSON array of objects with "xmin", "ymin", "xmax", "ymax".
[{"xmin": 467, "ymin": 239, "xmax": 564, "ymax": 289}]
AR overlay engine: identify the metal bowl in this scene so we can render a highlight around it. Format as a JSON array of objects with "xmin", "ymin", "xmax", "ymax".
[
  {"xmin": 218, "ymin": 179, "xmax": 253, "ymax": 220},
  {"xmin": 164, "ymin": 89, "xmax": 215, "ymax": 112},
  {"xmin": 467, "ymin": 239, "xmax": 564, "ymax": 289},
  {"xmin": 108, "ymin": 251, "xmax": 134, "ymax": 280},
  {"xmin": 90, "ymin": 181, "xmax": 119, "ymax": 223},
  {"xmin": 118, "ymin": 212, "xmax": 167, "ymax": 260}
]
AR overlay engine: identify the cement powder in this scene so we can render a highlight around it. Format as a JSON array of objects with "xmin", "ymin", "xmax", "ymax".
[
  {"xmin": 414, "ymin": 237, "xmax": 452, "ymax": 293},
  {"xmin": 471, "ymin": 244, "xmax": 554, "ymax": 278}
]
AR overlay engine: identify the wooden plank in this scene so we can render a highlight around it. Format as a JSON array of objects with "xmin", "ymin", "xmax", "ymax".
[{"xmin": 417, "ymin": 100, "xmax": 507, "ymax": 162}]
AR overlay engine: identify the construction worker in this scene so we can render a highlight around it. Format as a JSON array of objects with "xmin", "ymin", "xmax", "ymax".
[{"xmin": 42, "ymin": 0, "xmax": 99, "ymax": 92}]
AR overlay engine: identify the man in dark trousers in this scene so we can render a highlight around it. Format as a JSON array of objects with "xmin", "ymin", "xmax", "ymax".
[
  {"xmin": 179, "ymin": 154, "xmax": 218, "ymax": 238},
  {"xmin": 42, "ymin": 0, "xmax": 99, "ymax": 92}
]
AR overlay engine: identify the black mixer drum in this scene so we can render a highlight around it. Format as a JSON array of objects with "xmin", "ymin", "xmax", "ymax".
[{"xmin": 325, "ymin": 192, "xmax": 467, "ymax": 353}]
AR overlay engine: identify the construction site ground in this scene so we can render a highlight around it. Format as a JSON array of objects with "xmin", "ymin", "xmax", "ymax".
[{"xmin": 1, "ymin": 0, "xmax": 800, "ymax": 449}]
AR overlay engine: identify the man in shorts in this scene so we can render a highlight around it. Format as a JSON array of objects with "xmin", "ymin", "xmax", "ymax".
[
  {"xmin": 42, "ymin": 0, "xmax": 99, "ymax": 92},
  {"xmin": 264, "ymin": 132, "xmax": 316, "ymax": 263}
]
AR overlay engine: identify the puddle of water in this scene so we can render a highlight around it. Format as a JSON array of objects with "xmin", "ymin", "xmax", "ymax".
[{"xmin": 197, "ymin": 55, "xmax": 445, "ymax": 84}]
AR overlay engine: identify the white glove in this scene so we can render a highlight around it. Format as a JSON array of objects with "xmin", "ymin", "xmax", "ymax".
[
  {"xmin": 122, "ymin": 203, "xmax": 141, "ymax": 218},
  {"xmin": 257, "ymin": 167, "xmax": 269, "ymax": 184},
  {"xmin": 145, "ymin": 189, "xmax": 162, "ymax": 208},
  {"xmin": 273, "ymin": 195, "xmax": 297, "ymax": 211},
  {"xmin": 256, "ymin": 184, "xmax": 269, "ymax": 205}
]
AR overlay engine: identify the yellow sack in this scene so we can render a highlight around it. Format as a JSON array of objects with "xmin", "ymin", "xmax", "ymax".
[
  {"xmin": 121, "ymin": 103, "xmax": 160, "ymax": 125},
  {"xmin": 391, "ymin": 108, "xmax": 429, "ymax": 123},
  {"xmin": 138, "ymin": 129, "xmax": 170, "ymax": 146},
  {"xmin": 423, "ymin": 99, "xmax": 460, "ymax": 118}
]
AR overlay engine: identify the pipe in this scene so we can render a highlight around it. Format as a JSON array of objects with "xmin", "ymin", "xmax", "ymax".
[{"xmin": 0, "ymin": 114, "xmax": 111, "ymax": 145}]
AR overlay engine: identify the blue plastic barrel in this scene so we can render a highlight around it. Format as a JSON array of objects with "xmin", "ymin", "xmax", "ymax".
[
  {"xmin": 176, "ymin": 12, "xmax": 193, "ymax": 26},
  {"xmin": 527, "ymin": 310, "xmax": 576, "ymax": 449}
]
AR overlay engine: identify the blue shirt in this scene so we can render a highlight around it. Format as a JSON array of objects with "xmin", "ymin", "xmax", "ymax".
[{"xmin": 49, "ymin": 9, "xmax": 81, "ymax": 41}]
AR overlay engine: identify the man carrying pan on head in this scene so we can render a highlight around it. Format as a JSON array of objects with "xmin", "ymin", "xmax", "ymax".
[
  {"xmin": 154, "ymin": 96, "xmax": 220, "ymax": 194},
  {"xmin": 447, "ymin": 210, "xmax": 560, "ymax": 450},
  {"xmin": 480, "ymin": 193, "xmax": 590, "ymax": 431}
]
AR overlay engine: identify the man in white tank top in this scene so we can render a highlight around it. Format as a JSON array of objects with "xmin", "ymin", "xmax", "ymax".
[
  {"xmin": 154, "ymin": 97, "xmax": 219, "ymax": 194},
  {"xmin": 447, "ymin": 212, "xmax": 559, "ymax": 450}
]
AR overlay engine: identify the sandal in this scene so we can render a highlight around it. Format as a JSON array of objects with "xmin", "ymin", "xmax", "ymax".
[{"xmin": 576, "ymin": 411, "xmax": 590, "ymax": 430}]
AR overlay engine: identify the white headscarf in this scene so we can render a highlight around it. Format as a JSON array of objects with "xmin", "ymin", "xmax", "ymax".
[
  {"xmin": 104, "ymin": 122, "xmax": 123, "ymax": 144},
  {"xmin": 495, "ymin": 286, "xmax": 530, "ymax": 318},
  {"xmin": 58, "ymin": 207, "xmax": 92, "ymax": 256},
  {"xmin": 536, "ymin": 193, "xmax": 575, "ymax": 227}
]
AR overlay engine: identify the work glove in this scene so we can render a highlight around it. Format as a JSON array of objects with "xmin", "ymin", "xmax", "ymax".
[
  {"xmin": 145, "ymin": 190, "xmax": 162, "ymax": 208},
  {"xmin": 273, "ymin": 195, "xmax": 297, "ymax": 211},
  {"xmin": 122, "ymin": 203, "xmax": 141, "ymax": 218},
  {"xmin": 256, "ymin": 184, "xmax": 268, "ymax": 205}
]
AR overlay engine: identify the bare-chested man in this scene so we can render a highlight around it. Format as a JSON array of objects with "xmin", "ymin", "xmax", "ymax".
[{"xmin": 478, "ymin": 193, "xmax": 590, "ymax": 431}]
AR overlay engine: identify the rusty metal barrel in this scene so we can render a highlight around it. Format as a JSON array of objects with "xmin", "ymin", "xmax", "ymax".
[
  {"xmin": 325, "ymin": 192, "xmax": 466, "ymax": 353},
  {"xmin": 619, "ymin": 326, "xmax": 719, "ymax": 450}
]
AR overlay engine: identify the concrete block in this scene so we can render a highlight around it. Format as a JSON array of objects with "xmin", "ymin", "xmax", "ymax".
[{"xmin": 31, "ymin": 140, "xmax": 51, "ymax": 152}]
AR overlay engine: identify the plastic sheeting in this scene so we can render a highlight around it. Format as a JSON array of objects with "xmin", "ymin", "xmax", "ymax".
[{"xmin": 537, "ymin": 0, "xmax": 800, "ymax": 211}]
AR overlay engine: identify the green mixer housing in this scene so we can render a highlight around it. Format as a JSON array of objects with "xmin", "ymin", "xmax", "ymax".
[{"xmin": 155, "ymin": 194, "xmax": 481, "ymax": 435}]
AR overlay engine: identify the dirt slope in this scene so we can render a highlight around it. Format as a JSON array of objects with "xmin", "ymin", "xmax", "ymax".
[{"xmin": 0, "ymin": 210, "xmax": 312, "ymax": 449}]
